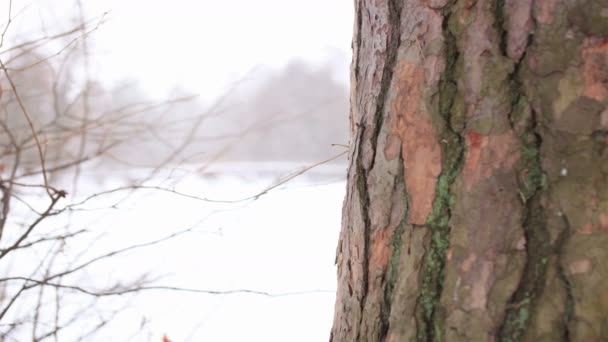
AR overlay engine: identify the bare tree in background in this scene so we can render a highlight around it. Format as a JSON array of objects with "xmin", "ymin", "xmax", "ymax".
[
  {"xmin": 0, "ymin": 3, "xmax": 280, "ymax": 339},
  {"xmin": 0, "ymin": 5, "xmax": 215, "ymax": 339},
  {"xmin": 0, "ymin": 1, "xmax": 350, "ymax": 340}
]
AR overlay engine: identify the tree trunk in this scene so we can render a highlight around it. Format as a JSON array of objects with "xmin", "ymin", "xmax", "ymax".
[{"xmin": 331, "ymin": 0, "xmax": 608, "ymax": 341}]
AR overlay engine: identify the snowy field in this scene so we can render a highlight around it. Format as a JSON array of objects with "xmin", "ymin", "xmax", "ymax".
[{"xmin": 4, "ymin": 162, "xmax": 346, "ymax": 341}]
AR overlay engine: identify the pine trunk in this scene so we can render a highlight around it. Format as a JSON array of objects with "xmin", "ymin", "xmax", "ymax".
[{"xmin": 331, "ymin": 0, "xmax": 608, "ymax": 341}]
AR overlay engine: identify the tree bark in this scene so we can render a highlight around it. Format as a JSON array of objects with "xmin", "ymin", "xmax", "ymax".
[{"xmin": 331, "ymin": 0, "xmax": 608, "ymax": 341}]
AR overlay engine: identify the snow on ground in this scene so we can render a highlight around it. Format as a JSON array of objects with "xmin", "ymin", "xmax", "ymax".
[{"xmin": 6, "ymin": 163, "xmax": 346, "ymax": 341}]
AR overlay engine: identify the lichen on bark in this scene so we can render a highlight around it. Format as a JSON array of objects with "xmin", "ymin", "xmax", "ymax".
[{"xmin": 414, "ymin": 4, "xmax": 465, "ymax": 341}]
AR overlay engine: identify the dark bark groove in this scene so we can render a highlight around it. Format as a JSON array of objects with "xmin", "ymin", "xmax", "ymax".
[
  {"xmin": 414, "ymin": 3, "xmax": 465, "ymax": 342},
  {"xmin": 495, "ymin": 0, "xmax": 552, "ymax": 340}
]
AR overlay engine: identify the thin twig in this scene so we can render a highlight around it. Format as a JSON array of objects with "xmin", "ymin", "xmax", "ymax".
[
  {"xmin": 65, "ymin": 150, "xmax": 348, "ymax": 210},
  {"xmin": 0, "ymin": 277, "xmax": 334, "ymax": 298},
  {"xmin": 0, "ymin": 0, "xmax": 13, "ymax": 49}
]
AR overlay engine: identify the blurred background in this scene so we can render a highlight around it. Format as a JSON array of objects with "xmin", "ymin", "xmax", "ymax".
[{"xmin": 0, "ymin": 0, "xmax": 353, "ymax": 341}]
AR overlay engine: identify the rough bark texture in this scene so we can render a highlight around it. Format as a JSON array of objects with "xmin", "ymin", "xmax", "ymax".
[{"xmin": 331, "ymin": 0, "xmax": 608, "ymax": 341}]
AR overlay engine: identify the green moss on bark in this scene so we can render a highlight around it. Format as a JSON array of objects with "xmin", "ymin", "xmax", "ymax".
[
  {"xmin": 415, "ymin": 5, "xmax": 465, "ymax": 341},
  {"xmin": 500, "ymin": 125, "xmax": 549, "ymax": 341},
  {"xmin": 498, "ymin": 20, "xmax": 551, "ymax": 342},
  {"xmin": 387, "ymin": 194, "xmax": 408, "ymax": 300}
]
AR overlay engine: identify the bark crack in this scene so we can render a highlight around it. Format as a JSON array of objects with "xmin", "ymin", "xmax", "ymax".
[
  {"xmin": 368, "ymin": 0, "xmax": 404, "ymax": 172},
  {"xmin": 353, "ymin": 1, "xmax": 404, "ymax": 339},
  {"xmin": 493, "ymin": 0, "xmax": 508, "ymax": 56},
  {"xmin": 495, "ymin": 1, "xmax": 552, "ymax": 341},
  {"xmin": 556, "ymin": 214, "xmax": 574, "ymax": 342},
  {"xmin": 354, "ymin": 126, "xmax": 371, "ymax": 342},
  {"xmin": 414, "ymin": 3, "xmax": 465, "ymax": 341},
  {"xmin": 353, "ymin": 1, "xmax": 363, "ymax": 86},
  {"xmin": 380, "ymin": 153, "xmax": 408, "ymax": 341}
]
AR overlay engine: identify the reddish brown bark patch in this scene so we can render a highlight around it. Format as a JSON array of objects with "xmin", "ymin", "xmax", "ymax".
[
  {"xmin": 600, "ymin": 213, "xmax": 608, "ymax": 233},
  {"xmin": 462, "ymin": 130, "xmax": 519, "ymax": 190},
  {"xmin": 578, "ymin": 223, "xmax": 595, "ymax": 235},
  {"xmin": 601, "ymin": 290, "xmax": 608, "ymax": 312},
  {"xmin": 582, "ymin": 37, "xmax": 608, "ymax": 102},
  {"xmin": 460, "ymin": 252, "xmax": 477, "ymax": 273},
  {"xmin": 601, "ymin": 108, "xmax": 608, "ymax": 128},
  {"xmin": 369, "ymin": 228, "xmax": 393, "ymax": 278},
  {"xmin": 470, "ymin": 260, "xmax": 494, "ymax": 310},
  {"xmin": 468, "ymin": 131, "xmax": 484, "ymax": 149},
  {"xmin": 505, "ymin": 0, "xmax": 534, "ymax": 60},
  {"xmin": 387, "ymin": 61, "xmax": 442, "ymax": 225},
  {"xmin": 578, "ymin": 213, "xmax": 608, "ymax": 234},
  {"xmin": 534, "ymin": 0, "xmax": 558, "ymax": 24},
  {"xmin": 568, "ymin": 259, "xmax": 592, "ymax": 275}
]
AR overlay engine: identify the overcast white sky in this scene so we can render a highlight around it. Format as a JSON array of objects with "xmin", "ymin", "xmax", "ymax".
[{"xmin": 9, "ymin": 0, "xmax": 354, "ymax": 99}]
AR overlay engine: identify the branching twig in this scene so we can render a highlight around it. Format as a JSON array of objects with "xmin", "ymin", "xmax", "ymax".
[
  {"xmin": 0, "ymin": 192, "xmax": 65, "ymax": 259},
  {"xmin": 0, "ymin": 0, "xmax": 13, "ymax": 49},
  {"xmin": 0, "ymin": 229, "xmax": 86, "ymax": 254}
]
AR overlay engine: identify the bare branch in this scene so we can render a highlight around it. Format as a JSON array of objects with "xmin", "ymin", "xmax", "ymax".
[
  {"xmin": 0, "ymin": 277, "xmax": 334, "ymax": 298},
  {"xmin": 3, "ymin": 13, "xmax": 107, "ymax": 72},
  {"xmin": 0, "ymin": 192, "xmax": 65, "ymax": 260},
  {"xmin": 0, "ymin": 229, "xmax": 86, "ymax": 254}
]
